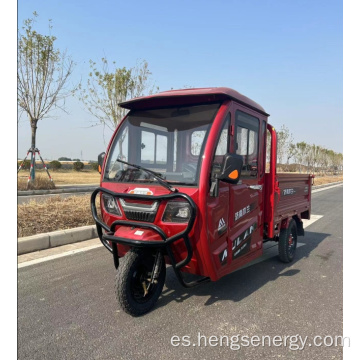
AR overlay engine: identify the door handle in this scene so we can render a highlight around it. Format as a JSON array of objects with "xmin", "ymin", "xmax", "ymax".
[{"xmin": 248, "ymin": 185, "xmax": 262, "ymax": 191}]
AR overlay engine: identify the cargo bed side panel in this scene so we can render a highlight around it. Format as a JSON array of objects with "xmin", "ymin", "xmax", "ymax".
[{"xmin": 275, "ymin": 173, "xmax": 312, "ymax": 222}]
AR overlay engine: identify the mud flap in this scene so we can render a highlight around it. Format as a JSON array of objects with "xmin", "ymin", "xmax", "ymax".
[{"xmin": 296, "ymin": 220, "xmax": 304, "ymax": 236}]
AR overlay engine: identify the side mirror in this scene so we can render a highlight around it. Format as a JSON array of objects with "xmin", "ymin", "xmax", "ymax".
[
  {"xmin": 210, "ymin": 153, "xmax": 243, "ymax": 197},
  {"xmin": 98, "ymin": 152, "xmax": 106, "ymax": 174},
  {"xmin": 217, "ymin": 153, "xmax": 243, "ymax": 184}
]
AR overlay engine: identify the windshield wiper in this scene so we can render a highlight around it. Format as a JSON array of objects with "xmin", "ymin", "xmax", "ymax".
[
  {"xmin": 115, "ymin": 159, "xmax": 178, "ymax": 193},
  {"xmin": 167, "ymin": 181, "xmax": 196, "ymax": 186}
]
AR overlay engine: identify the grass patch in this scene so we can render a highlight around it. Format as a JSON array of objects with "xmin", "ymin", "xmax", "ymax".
[
  {"xmin": 18, "ymin": 175, "xmax": 56, "ymax": 191},
  {"xmin": 18, "ymin": 195, "xmax": 101, "ymax": 238},
  {"xmin": 47, "ymin": 169, "xmax": 101, "ymax": 184},
  {"xmin": 18, "ymin": 169, "xmax": 101, "ymax": 189},
  {"xmin": 312, "ymin": 174, "xmax": 343, "ymax": 186}
]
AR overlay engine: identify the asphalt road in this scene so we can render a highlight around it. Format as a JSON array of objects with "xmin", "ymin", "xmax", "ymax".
[{"xmin": 18, "ymin": 185, "xmax": 343, "ymax": 360}]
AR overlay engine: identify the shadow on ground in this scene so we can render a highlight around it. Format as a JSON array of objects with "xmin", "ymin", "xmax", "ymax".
[{"xmin": 155, "ymin": 230, "xmax": 329, "ymax": 310}]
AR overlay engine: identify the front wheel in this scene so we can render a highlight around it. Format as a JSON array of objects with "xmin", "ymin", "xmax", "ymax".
[
  {"xmin": 115, "ymin": 249, "xmax": 166, "ymax": 316},
  {"xmin": 278, "ymin": 219, "xmax": 298, "ymax": 263}
]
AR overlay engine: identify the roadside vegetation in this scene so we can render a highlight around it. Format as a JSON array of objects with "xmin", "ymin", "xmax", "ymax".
[
  {"xmin": 18, "ymin": 195, "xmax": 100, "ymax": 238},
  {"xmin": 17, "ymin": 169, "xmax": 101, "ymax": 190},
  {"xmin": 18, "ymin": 175, "xmax": 56, "ymax": 191},
  {"xmin": 312, "ymin": 174, "xmax": 342, "ymax": 186}
]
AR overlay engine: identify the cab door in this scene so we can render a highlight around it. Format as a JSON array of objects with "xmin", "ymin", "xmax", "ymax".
[
  {"xmin": 206, "ymin": 113, "xmax": 231, "ymax": 277},
  {"xmin": 227, "ymin": 104, "xmax": 264, "ymax": 272}
]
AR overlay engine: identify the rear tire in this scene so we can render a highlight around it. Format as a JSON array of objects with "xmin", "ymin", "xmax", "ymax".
[
  {"xmin": 278, "ymin": 219, "xmax": 297, "ymax": 263},
  {"xmin": 115, "ymin": 249, "xmax": 166, "ymax": 317}
]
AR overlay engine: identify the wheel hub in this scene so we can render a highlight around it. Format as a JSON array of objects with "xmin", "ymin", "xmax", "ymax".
[{"xmin": 288, "ymin": 234, "xmax": 293, "ymax": 246}]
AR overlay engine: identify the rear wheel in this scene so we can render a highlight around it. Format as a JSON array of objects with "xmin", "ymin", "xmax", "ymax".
[
  {"xmin": 278, "ymin": 219, "xmax": 297, "ymax": 263},
  {"xmin": 115, "ymin": 249, "xmax": 166, "ymax": 316}
]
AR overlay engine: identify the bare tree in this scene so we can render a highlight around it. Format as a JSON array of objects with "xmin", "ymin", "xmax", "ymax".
[
  {"xmin": 295, "ymin": 142, "xmax": 307, "ymax": 173},
  {"xmin": 276, "ymin": 125, "xmax": 288, "ymax": 166},
  {"xmin": 285, "ymin": 143, "xmax": 297, "ymax": 170},
  {"xmin": 276, "ymin": 125, "xmax": 294, "ymax": 171},
  {"xmin": 78, "ymin": 57, "xmax": 158, "ymax": 133},
  {"xmin": 17, "ymin": 12, "xmax": 75, "ymax": 181}
]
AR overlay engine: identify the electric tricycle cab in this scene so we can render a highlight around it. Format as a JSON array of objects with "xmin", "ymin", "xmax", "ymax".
[{"xmin": 91, "ymin": 87, "xmax": 311, "ymax": 316}]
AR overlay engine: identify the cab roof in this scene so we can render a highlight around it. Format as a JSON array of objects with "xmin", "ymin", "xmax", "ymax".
[{"xmin": 119, "ymin": 87, "xmax": 269, "ymax": 116}]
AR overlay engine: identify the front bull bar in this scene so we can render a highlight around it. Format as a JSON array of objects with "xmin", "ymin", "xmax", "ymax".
[{"xmin": 90, "ymin": 187, "xmax": 210, "ymax": 288}]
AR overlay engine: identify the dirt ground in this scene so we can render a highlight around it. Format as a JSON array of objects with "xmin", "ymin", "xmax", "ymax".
[{"xmin": 17, "ymin": 173, "xmax": 342, "ymax": 237}]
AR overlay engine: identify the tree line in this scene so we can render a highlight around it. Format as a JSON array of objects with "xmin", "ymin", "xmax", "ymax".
[{"xmin": 272, "ymin": 125, "xmax": 343, "ymax": 174}]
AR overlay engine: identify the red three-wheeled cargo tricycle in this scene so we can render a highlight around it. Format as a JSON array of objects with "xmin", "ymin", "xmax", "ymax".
[{"xmin": 91, "ymin": 87, "xmax": 313, "ymax": 316}]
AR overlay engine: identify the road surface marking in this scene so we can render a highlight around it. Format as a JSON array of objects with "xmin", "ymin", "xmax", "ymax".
[
  {"xmin": 302, "ymin": 214, "xmax": 323, "ymax": 228},
  {"xmin": 18, "ymin": 243, "xmax": 103, "ymax": 269}
]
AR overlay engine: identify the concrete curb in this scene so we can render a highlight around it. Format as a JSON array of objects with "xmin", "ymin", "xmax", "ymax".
[
  {"xmin": 18, "ymin": 185, "xmax": 98, "ymax": 196},
  {"xmin": 17, "ymin": 181, "xmax": 342, "ymax": 255},
  {"xmin": 18, "ymin": 225, "xmax": 97, "ymax": 255}
]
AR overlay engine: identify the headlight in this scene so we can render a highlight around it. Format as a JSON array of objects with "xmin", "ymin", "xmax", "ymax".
[
  {"xmin": 102, "ymin": 193, "xmax": 122, "ymax": 216},
  {"xmin": 162, "ymin": 201, "xmax": 191, "ymax": 223}
]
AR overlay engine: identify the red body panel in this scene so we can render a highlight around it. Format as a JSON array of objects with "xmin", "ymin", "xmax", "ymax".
[{"xmin": 120, "ymin": 87, "xmax": 269, "ymax": 116}]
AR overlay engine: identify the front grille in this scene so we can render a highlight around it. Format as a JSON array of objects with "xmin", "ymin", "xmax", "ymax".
[
  {"xmin": 119, "ymin": 198, "xmax": 159, "ymax": 223},
  {"xmin": 124, "ymin": 210, "xmax": 156, "ymax": 222}
]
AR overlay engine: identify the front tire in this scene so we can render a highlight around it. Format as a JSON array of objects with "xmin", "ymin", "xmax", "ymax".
[
  {"xmin": 278, "ymin": 219, "xmax": 297, "ymax": 263},
  {"xmin": 115, "ymin": 249, "xmax": 166, "ymax": 316}
]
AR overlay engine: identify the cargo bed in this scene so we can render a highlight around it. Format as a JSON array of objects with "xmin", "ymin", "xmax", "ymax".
[{"xmin": 264, "ymin": 172, "xmax": 313, "ymax": 238}]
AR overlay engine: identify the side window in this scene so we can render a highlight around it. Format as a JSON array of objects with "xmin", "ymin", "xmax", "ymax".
[
  {"xmin": 141, "ymin": 131, "xmax": 155, "ymax": 164},
  {"xmin": 156, "ymin": 134, "xmax": 167, "ymax": 165},
  {"xmin": 211, "ymin": 113, "xmax": 230, "ymax": 178},
  {"xmin": 235, "ymin": 110, "xmax": 259, "ymax": 178},
  {"xmin": 105, "ymin": 126, "xmax": 129, "ymax": 178},
  {"xmin": 191, "ymin": 130, "xmax": 206, "ymax": 156},
  {"xmin": 215, "ymin": 126, "xmax": 229, "ymax": 156},
  {"xmin": 118, "ymin": 125, "xmax": 129, "ymax": 162},
  {"xmin": 262, "ymin": 120, "xmax": 267, "ymax": 175},
  {"xmin": 141, "ymin": 130, "xmax": 168, "ymax": 166}
]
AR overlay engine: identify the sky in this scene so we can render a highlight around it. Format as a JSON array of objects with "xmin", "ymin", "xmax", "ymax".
[{"xmin": 15, "ymin": 0, "xmax": 343, "ymax": 161}]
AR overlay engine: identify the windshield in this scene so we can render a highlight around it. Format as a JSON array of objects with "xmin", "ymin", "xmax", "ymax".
[{"xmin": 103, "ymin": 102, "xmax": 221, "ymax": 186}]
